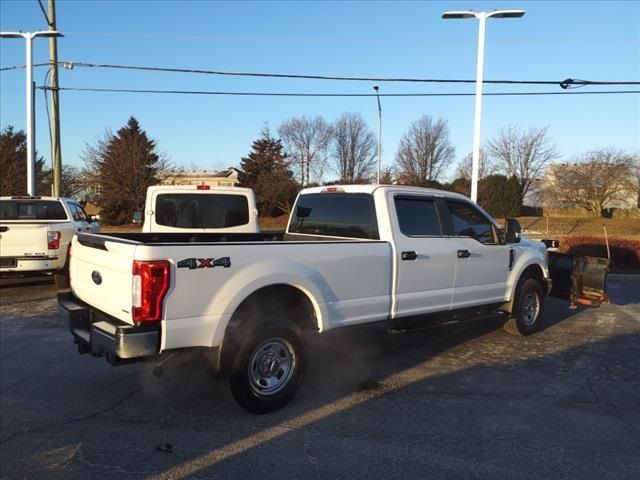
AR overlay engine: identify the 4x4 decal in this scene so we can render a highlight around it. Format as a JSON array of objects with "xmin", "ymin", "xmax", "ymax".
[{"xmin": 177, "ymin": 257, "xmax": 231, "ymax": 270}]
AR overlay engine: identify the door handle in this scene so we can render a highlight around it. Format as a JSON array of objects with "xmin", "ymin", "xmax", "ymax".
[
  {"xmin": 402, "ymin": 251, "xmax": 418, "ymax": 261},
  {"xmin": 457, "ymin": 249, "xmax": 471, "ymax": 259}
]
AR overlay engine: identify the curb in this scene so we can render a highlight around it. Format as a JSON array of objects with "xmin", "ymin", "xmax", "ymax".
[{"xmin": 608, "ymin": 273, "xmax": 640, "ymax": 282}]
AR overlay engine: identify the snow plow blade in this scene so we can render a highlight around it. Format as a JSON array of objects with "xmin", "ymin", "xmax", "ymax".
[{"xmin": 548, "ymin": 252, "xmax": 609, "ymax": 308}]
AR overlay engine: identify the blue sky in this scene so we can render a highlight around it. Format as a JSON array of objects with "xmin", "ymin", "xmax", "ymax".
[{"xmin": 1, "ymin": 0, "xmax": 638, "ymax": 181}]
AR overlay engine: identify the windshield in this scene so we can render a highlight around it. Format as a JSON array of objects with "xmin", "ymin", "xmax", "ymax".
[
  {"xmin": 154, "ymin": 193, "xmax": 250, "ymax": 229},
  {"xmin": 0, "ymin": 200, "xmax": 68, "ymax": 221}
]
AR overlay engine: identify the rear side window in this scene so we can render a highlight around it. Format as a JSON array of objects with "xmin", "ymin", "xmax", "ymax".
[
  {"xmin": 394, "ymin": 196, "xmax": 442, "ymax": 236},
  {"xmin": 289, "ymin": 193, "xmax": 379, "ymax": 239},
  {"xmin": 154, "ymin": 194, "xmax": 249, "ymax": 229},
  {"xmin": 446, "ymin": 201, "xmax": 497, "ymax": 245},
  {"xmin": 0, "ymin": 200, "xmax": 68, "ymax": 220}
]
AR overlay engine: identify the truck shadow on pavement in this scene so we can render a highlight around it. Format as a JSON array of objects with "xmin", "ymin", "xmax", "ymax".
[{"xmin": 2, "ymin": 291, "xmax": 639, "ymax": 479}]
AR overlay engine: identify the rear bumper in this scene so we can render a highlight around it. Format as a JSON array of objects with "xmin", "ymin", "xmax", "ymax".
[
  {"xmin": 58, "ymin": 291, "xmax": 160, "ymax": 364},
  {"xmin": 1, "ymin": 255, "xmax": 62, "ymax": 273}
]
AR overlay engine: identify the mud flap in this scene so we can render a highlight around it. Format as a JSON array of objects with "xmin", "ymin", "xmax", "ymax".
[{"xmin": 548, "ymin": 252, "xmax": 609, "ymax": 308}]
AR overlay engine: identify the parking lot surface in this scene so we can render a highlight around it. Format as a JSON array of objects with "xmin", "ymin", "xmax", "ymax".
[{"xmin": 1, "ymin": 275, "xmax": 639, "ymax": 479}]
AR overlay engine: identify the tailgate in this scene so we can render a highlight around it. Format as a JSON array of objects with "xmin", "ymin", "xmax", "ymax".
[
  {"xmin": 0, "ymin": 223, "xmax": 50, "ymax": 257},
  {"xmin": 70, "ymin": 234, "xmax": 137, "ymax": 324}
]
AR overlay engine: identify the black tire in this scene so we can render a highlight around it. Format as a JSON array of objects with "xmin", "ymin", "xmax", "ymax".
[
  {"xmin": 229, "ymin": 323, "xmax": 307, "ymax": 414},
  {"xmin": 503, "ymin": 277, "xmax": 545, "ymax": 336}
]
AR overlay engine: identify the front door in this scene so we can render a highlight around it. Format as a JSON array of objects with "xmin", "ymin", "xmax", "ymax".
[{"xmin": 444, "ymin": 200, "xmax": 509, "ymax": 308}]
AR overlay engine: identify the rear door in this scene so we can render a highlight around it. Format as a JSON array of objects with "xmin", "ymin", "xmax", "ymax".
[
  {"xmin": 67, "ymin": 201, "xmax": 94, "ymax": 232},
  {"xmin": 444, "ymin": 200, "xmax": 509, "ymax": 308},
  {"xmin": 391, "ymin": 193, "xmax": 455, "ymax": 317}
]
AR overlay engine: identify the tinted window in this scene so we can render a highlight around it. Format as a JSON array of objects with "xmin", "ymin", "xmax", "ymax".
[
  {"xmin": 446, "ymin": 201, "xmax": 496, "ymax": 245},
  {"xmin": 69, "ymin": 203, "xmax": 89, "ymax": 222},
  {"xmin": 289, "ymin": 193, "xmax": 379, "ymax": 239},
  {"xmin": 0, "ymin": 200, "xmax": 68, "ymax": 220},
  {"xmin": 155, "ymin": 194, "xmax": 249, "ymax": 229},
  {"xmin": 395, "ymin": 196, "xmax": 442, "ymax": 236}
]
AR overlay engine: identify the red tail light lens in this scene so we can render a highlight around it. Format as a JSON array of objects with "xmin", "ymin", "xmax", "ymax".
[
  {"xmin": 196, "ymin": 185, "xmax": 210, "ymax": 190},
  {"xmin": 132, "ymin": 260, "xmax": 170, "ymax": 324},
  {"xmin": 47, "ymin": 231, "xmax": 61, "ymax": 250}
]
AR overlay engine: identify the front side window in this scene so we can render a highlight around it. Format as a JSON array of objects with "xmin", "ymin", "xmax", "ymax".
[
  {"xmin": 289, "ymin": 193, "xmax": 379, "ymax": 239},
  {"xmin": 69, "ymin": 203, "xmax": 89, "ymax": 222},
  {"xmin": 154, "ymin": 194, "xmax": 249, "ymax": 229},
  {"xmin": 446, "ymin": 201, "xmax": 497, "ymax": 245},
  {"xmin": 394, "ymin": 196, "xmax": 442, "ymax": 237},
  {"xmin": 0, "ymin": 200, "xmax": 68, "ymax": 220}
]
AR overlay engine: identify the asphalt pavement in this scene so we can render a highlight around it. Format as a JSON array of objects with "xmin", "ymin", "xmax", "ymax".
[{"xmin": 0, "ymin": 275, "xmax": 639, "ymax": 479}]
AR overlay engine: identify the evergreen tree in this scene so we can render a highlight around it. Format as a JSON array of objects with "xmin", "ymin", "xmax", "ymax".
[
  {"xmin": 238, "ymin": 128, "xmax": 298, "ymax": 217},
  {"xmin": 478, "ymin": 175, "xmax": 522, "ymax": 218},
  {"xmin": 83, "ymin": 116, "xmax": 168, "ymax": 224},
  {"xmin": 0, "ymin": 126, "xmax": 48, "ymax": 196}
]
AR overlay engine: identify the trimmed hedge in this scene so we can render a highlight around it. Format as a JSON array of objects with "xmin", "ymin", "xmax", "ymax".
[{"xmin": 559, "ymin": 236, "xmax": 640, "ymax": 269}]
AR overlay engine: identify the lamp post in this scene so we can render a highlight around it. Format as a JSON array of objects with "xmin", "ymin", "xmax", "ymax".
[
  {"xmin": 441, "ymin": 10, "xmax": 524, "ymax": 203},
  {"xmin": 373, "ymin": 85, "xmax": 382, "ymax": 184},
  {"xmin": 0, "ymin": 30, "xmax": 63, "ymax": 195}
]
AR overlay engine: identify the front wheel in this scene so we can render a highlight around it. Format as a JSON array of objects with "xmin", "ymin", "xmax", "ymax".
[
  {"xmin": 229, "ymin": 324, "xmax": 307, "ymax": 414},
  {"xmin": 503, "ymin": 278, "xmax": 545, "ymax": 336}
]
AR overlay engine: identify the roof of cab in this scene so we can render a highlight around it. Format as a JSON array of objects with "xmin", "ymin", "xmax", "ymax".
[{"xmin": 298, "ymin": 184, "xmax": 472, "ymax": 202}]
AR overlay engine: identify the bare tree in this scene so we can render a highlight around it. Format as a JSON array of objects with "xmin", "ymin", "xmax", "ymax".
[
  {"xmin": 278, "ymin": 115, "xmax": 332, "ymax": 186},
  {"xmin": 542, "ymin": 148, "xmax": 639, "ymax": 216},
  {"xmin": 454, "ymin": 148, "xmax": 494, "ymax": 180},
  {"xmin": 487, "ymin": 125, "xmax": 559, "ymax": 204},
  {"xmin": 331, "ymin": 112, "xmax": 376, "ymax": 183},
  {"xmin": 394, "ymin": 115, "xmax": 455, "ymax": 186}
]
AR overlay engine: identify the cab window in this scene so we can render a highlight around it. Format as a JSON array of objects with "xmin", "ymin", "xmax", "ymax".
[
  {"xmin": 394, "ymin": 196, "xmax": 442, "ymax": 237},
  {"xmin": 446, "ymin": 201, "xmax": 497, "ymax": 245}
]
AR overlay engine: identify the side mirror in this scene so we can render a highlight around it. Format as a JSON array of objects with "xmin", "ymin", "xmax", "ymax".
[
  {"xmin": 505, "ymin": 218, "xmax": 521, "ymax": 243},
  {"xmin": 132, "ymin": 211, "xmax": 143, "ymax": 224}
]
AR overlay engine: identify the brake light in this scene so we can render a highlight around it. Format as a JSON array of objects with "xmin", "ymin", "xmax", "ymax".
[
  {"xmin": 132, "ymin": 260, "xmax": 170, "ymax": 324},
  {"xmin": 47, "ymin": 231, "xmax": 61, "ymax": 250},
  {"xmin": 196, "ymin": 185, "xmax": 210, "ymax": 190},
  {"xmin": 322, "ymin": 186, "xmax": 343, "ymax": 193}
]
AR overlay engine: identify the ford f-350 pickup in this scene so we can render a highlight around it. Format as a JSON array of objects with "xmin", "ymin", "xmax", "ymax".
[{"xmin": 58, "ymin": 185, "xmax": 607, "ymax": 413}]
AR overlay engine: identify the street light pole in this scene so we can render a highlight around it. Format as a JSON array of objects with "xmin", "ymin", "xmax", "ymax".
[
  {"xmin": 0, "ymin": 30, "xmax": 63, "ymax": 196},
  {"xmin": 441, "ymin": 10, "xmax": 524, "ymax": 203},
  {"xmin": 373, "ymin": 85, "xmax": 382, "ymax": 184}
]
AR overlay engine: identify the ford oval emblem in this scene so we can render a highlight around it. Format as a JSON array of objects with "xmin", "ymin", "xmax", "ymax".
[{"xmin": 91, "ymin": 270, "xmax": 102, "ymax": 285}]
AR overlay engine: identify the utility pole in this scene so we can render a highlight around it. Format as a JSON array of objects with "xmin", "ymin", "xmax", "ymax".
[
  {"xmin": 47, "ymin": 0, "xmax": 63, "ymax": 197},
  {"xmin": 373, "ymin": 86, "xmax": 382, "ymax": 184}
]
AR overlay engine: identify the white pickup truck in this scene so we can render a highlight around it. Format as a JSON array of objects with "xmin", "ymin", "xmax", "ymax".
[
  {"xmin": 140, "ymin": 185, "xmax": 259, "ymax": 233},
  {"xmin": 1, "ymin": 196, "xmax": 99, "ymax": 286},
  {"xmin": 59, "ymin": 185, "xmax": 606, "ymax": 413}
]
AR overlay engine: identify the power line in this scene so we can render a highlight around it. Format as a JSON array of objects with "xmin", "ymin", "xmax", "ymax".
[
  {"xmin": 39, "ymin": 86, "xmax": 640, "ymax": 97},
  {"xmin": 3, "ymin": 61, "xmax": 639, "ymax": 87}
]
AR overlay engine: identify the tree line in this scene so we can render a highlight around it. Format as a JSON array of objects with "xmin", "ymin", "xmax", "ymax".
[{"xmin": 1, "ymin": 114, "xmax": 638, "ymax": 223}]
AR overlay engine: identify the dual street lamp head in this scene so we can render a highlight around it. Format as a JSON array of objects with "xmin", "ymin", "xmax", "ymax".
[
  {"xmin": 0, "ymin": 30, "xmax": 63, "ymax": 39},
  {"xmin": 442, "ymin": 10, "xmax": 525, "ymax": 20}
]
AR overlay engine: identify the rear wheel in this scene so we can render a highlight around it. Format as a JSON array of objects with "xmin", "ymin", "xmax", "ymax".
[
  {"xmin": 229, "ymin": 323, "xmax": 307, "ymax": 414},
  {"xmin": 503, "ymin": 277, "xmax": 545, "ymax": 336}
]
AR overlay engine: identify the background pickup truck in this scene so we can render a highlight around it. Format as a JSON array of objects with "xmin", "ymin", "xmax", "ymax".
[
  {"xmin": 1, "ymin": 196, "xmax": 99, "ymax": 287},
  {"xmin": 59, "ymin": 185, "xmax": 606, "ymax": 414},
  {"xmin": 139, "ymin": 185, "xmax": 259, "ymax": 233}
]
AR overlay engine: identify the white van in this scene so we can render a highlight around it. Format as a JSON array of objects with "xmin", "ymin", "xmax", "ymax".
[{"xmin": 141, "ymin": 185, "xmax": 260, "ymax": 233}]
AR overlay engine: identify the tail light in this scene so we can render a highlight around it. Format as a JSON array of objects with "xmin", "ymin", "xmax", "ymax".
[
  {"xmin": 132, "ymin": 260, "xmax": 170, "ymax": 324},
  {"xmin": 47, "ymin": 231, "xmax": 61, "ymax": 250}
]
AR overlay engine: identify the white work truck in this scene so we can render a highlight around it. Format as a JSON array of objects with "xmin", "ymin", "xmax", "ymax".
[
  {"xmin": 140, "ymin": 185, "xmax": 259, "ymax": 233},
  {"xmin": 1, "ymin": 196, "xmax": 99, "ymax": 286},
  {"xmin": 58, "ymin": 185, "xmax": 606, "ymax": 413}
]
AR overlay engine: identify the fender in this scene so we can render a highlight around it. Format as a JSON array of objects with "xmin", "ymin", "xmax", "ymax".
[
  {"xmin": 505, "ymin": 240, "xmax": 550, "ymax": 303},
  {"xmin": 209, "ymin": 258, "xmax": 332, "ymax": 347}
]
